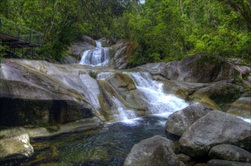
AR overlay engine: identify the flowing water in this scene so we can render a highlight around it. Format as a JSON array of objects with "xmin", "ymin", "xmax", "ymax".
[
  {"xmin": 79, "ymin": 41, "xmax": 110, "ymax": 66},
  {"xmin": 1, "ymin": 40, "xmax": 190, "ymax": 165},
  {"xmin": 129, "ymin": 72, "xmax": 188, "ymax": 117},
  {"xmin": 5, "ymin": 116, "xmax": 172, "ymax": 166}
]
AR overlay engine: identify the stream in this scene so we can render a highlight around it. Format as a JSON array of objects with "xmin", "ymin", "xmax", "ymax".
[
  {"xmin": 1, "ymin": 40, "xmax": 189, "ymax": 166},
  {"xmin": 8, "ymin": 116, "xmax": 173, "ymax": 165}
]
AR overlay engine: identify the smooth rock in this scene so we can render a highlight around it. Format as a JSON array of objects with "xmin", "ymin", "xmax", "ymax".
[
  {"xmin": 165, "ymin": 103, "xmax": 212, "ymax": 136},
  {"xmin": 179, "ymin": 111, "xmax": 251, "ymax": 157},
  {"xmin": 0, "ymin": 134, "xmax": 33, "ymax": 160},
  {"xmin": 123, "ymin": 135, "xmax": 184, "ymax": 166},
  {"xmin": 209, "ymin": 144, "xmax": 251, "ymax": 162}
]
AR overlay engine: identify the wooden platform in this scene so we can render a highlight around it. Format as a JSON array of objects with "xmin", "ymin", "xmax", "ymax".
[{"xmin": 0, "ymin": 17, "xmax": 43, "ymax": 48}]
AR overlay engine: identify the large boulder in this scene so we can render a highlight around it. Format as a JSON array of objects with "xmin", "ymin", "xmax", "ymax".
[
  {"xmin": 165, "ymin": 103, "xmax": 212, "ymax": 137},
  {"xmin": 227, "ymin": 97, "xmax": 251, "ymax": 119},
  {"xmin": 97, "ymin": 73, "xmax": 146, "ymax": 120},
  {"xmin": 207, "ymin": 159, "xmax": 251, "ymax": 166},
  {"xmin": 179, "ymin": 111, "xmax": 251, "ymax": 157},
  {"xmin": 209, "ymin": 144, "xmax": 251, "ymax": 163},
  {"xmin": 0, "ymin": 59, "xmax": 98, "ymax": 126},
  {"xmin": 160, "ymin": 55, "xmax": 249, "ymax": 83},
  {"xmin": 0, "ymin": 134, "xmax": 33, "ymax": 161},
  {"xmin": 123, "ymin": 135, "xmax": 184, "ymax": 166}
]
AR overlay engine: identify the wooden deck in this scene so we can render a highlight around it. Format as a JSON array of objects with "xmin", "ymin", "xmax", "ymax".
[{"xmin": 0, "ymin": 17, "xmax": 43, "ymax": 48}]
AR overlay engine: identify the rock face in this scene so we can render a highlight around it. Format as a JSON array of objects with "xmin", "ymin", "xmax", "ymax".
[
  {"xmin": 227, "ymin": 97, "xmax": 251, "ymax": 118},
  {"xmin": 123, "ymin": 135, "xmax": 184, "ymax": 166},
  {"xmin": 160, "ymin": 54, "xmax": 250, "ymax": 83},
  {"xmin": 109, "ymin": 40, "xmax": 136, "ymax": 69},
  {"xmin": 0, "ymin": 134, "xmax": 33, "ymax": 160},
  {"xmin": 209, "ymin": 144, "xmax": 251, "ymax": 163},
  {"xmin": 0, "ymin": 59, "xmax": 99, "ymax": 126},
  {"xmin": 179, "ymin": 111, "xmax": 251, "ymax": 157},
  {"xmin": 165, "ymin": 103, "xmax": 212, "ymax": 137}
]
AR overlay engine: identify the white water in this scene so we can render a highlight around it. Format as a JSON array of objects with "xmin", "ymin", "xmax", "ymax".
[
  {"xmin": 79, "ymin": 41, "xmax": 110, "ymax": 66},
  {"xmin": 129, "ymin": 72, "xmax": 188, "ymax": 117},
  {"xmin": 111, "ymin": 97, "xmax": 139, "ymax": 124},
  {"xmin": 96, "ymin": 72, "xmax": 114, "ymax": 80}
]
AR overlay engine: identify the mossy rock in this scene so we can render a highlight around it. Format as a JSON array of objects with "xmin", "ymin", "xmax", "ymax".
[
  {"xmin": 227, "ymin": 97, "xmax": 251, "ymax": 118},
  {"xmin": 191, "ymin": 82, "xmax": 243, "ymax": 110},
  {"xmin": 199, "ymin": 96, "xmax": 222, "ymax": 111},
  {"xmin": 107, "ymin": 72, "xmax": 136, "ymax": 91}
]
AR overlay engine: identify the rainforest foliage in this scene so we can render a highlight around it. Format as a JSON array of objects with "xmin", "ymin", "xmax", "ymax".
[{"xmin": 0, "ymin": 0, "xmax": 250, "ymax": 65}]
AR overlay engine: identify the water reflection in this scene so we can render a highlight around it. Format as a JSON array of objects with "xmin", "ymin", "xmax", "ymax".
[{"xmin": 4, "ymin": 116, "xmax": 169, "ymax": 166}]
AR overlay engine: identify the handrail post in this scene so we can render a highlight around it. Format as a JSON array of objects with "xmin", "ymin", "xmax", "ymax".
[
  {"xmin": 30, "ymin": 30, "xmax": 32, "ymax": 43},
  {"xmin": 17, "ymin": 25, "xmax": 20, "ymax": 40}
]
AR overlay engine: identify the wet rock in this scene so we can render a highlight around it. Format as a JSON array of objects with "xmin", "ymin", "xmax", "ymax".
[
  {"xmin": 207, "ymin": 159, "xmax": 251, "ymax": 166},
  {"xmin": 107, "ymin": 72, "xmax": 136, "ymax": 92},
  {"xmin": 0, "ymin": 117, "xmax": 102, "ymax": 139},
  {"xmin": 227, "ymin": 97, "xmax": 251, "ymax": 119},
  {"xmin": 179, "ymin": 111, "xmax": 251, "ymax": 157},
  {"xmin": 124, "ymin": 135, "xmax": 184, "ymax": 166},
  {"xmin": 0, "ymin": 134, "xmax": 33, "ymax": 161},
  {"xmin": 209, "ymin": 144, "xmax": 251, "ymax": 162},
  {"xmin": 165, "ymin": 103, "xmax": 212, "ymax": 137},
  {"xmin": 162, "ymin": 80, "xmax": 207, "ymax": 100}
]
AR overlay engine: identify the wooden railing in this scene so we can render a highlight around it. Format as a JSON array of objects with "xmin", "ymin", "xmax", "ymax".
[{"xmin": 0, "ymin": 17, "xmax": 43, "ymax": 47}]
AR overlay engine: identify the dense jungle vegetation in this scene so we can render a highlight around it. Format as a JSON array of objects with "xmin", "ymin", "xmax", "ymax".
[{"xmin": 0, "ymin": 0, "xmax": 250, "ymax": 66}]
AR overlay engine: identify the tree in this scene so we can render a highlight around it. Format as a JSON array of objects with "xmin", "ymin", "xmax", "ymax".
[{"xmin": 217, "ymin": 0, "xmax": 251, "ymax": 30}]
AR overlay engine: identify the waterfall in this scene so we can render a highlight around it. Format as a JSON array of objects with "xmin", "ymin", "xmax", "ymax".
[
  {"xmin": 111, "ymin": 97, "xmax": 138, "ymax": 123},
  {"xmin": 79, "ymin": 41, "xmax": 110, "ymax": 66},
  {"xmin": 129, "ymin": 72, "xmax": 188, "ymax": 117},
  {"xmin": 96, "ymin": 72, "xmax": 113, "ymax": 80}
]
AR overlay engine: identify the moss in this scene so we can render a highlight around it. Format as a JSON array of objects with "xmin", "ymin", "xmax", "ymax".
[
  {"xmin": 235, "ymin": 77, "xmax": 244, "ymax": 83},
  {"xmin": 0, "ymin": 135, "xmax": 5, "ymax": 139},
  {"xmin": 89, "ymin": 71, "xmax": 97, "ymax": 79},
  {"xmin": 200, "ymin": 96, "xmax": 221, "ymax": 111},
  {"xmin": 50, "ymin": 145, "xmax": 59, "ymax": 161},
  {"xmin": 45, "ymin": 126, "xmax": 60, "ymax": 133}
]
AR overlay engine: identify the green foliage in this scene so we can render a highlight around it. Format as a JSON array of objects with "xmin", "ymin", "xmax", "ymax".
[{"xmin": 0, "ymin": 0, "xmax": 250, "ymax": 64}]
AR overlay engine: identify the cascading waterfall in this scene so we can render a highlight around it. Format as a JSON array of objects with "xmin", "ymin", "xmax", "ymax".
[
  {"xmin": 129, "ymin": 72, "xmax": 188, "ymax": 117},
  {"xmin": 78, "ymin": 41, "xmax": 188, "ymax": 122},
  {"xmin": 111, "ymin": 97, "xmax": 138, "ymax": 123},
  {"xmin": 79, "ymin": 41, "xmax": 110, "ymax": 66}
]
